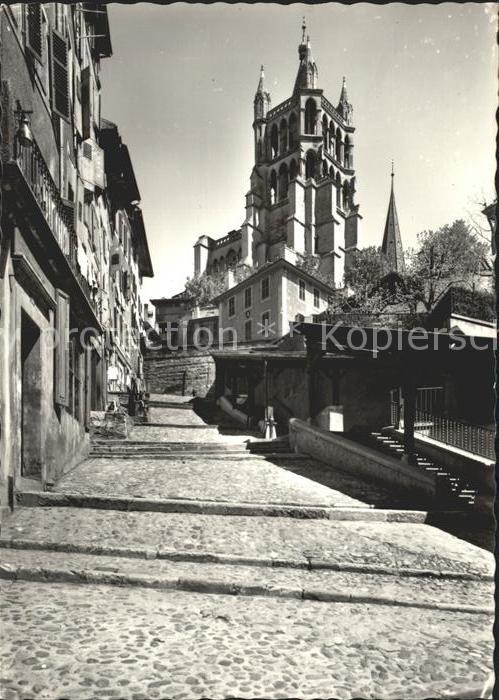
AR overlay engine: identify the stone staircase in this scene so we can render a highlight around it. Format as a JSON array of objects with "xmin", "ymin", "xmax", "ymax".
[
  {"xmin": 90, "ymin": 437, "xmax": 293, "ymax": 459},
  {"xmin": 364, "ymin": 428, "xmax": 478, "ymax": 509}
]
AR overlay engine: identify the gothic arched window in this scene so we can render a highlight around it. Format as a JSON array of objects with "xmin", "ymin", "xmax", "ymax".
[
  {"xmin": 329, "ymin": 165, "xmax": 335, "ymax": 180},
  {"xmin": 270, "ymin": 170, "xmax": 277, "ymax": 204},
  {"xmin": 329, "ymin": 121, "xmax": 335, "ymax": 155},
  {"xmin": 279, "ymin": 118, "xmax": 288, "ymax": 154},
  {"xmin": 322, "ymin": 114, "xmax": 329, "ymax": 151},
  {"xmin": 342, "ymin": 181, "xmax": 349, "ymax": 210},
  {"xmin": 288, "ymin": 112, "xmax": 298, "ymax": 149},
  {"xmin": 278, "ymin": 163, "xmax": 289, "ymax": 200},
  {"xmin": 344, "ymin": 135, "xmax": 352, "ymax": 168},
  {"xmin": 335, "ymin": 173, "xmax": 341, "ymax": 208},
  {"xmin": 335, "ymin": 128, "xmax": 342, "ymax": 163},
  {"xmin": 322, "ymin": 160, "xmax": 328, "ymax": 177},
  {"xmin": 270, "ymin": 124, "xmax": 278, "ymax": 159},
  {"xmin": 305, "ymin": 150, "xmax": 316, "ymax": 179},
  {"xmin": 289, "ymin": 159, "xmax": 298, "ymax": 181},
  {"xmin": 305, "ymin": 99, "xmax": 317, "ymax": 135},
  {"xmin": 212, "ymin": 260, "xmax": 219, "ymax": 273}
]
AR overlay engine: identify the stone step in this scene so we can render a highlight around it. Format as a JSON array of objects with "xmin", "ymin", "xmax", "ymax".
[
  {"xmin": 0, "ymin": 547, "xmax": 493, "ymax": 614},
  {"xmin": 2, "ymin": 507, "xmax": 492, "ymax": 581}
]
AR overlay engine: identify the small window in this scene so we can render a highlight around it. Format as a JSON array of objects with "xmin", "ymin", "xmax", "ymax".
[
  {"xmin": 244, "ymin": 287, "xmax": 252, "ymax": 309},
  {"xmin": 313, "ymin": 288, "xmax": 320, "ymax": 307},
  {"xmin": 299, "ymin": 279, "xmax": 306, "ymax": 301},
  {"xmin": 228, "ymin": 296, "xmax": 236, "ymax": 317},
  {"xmin": 244, "ymin": 319, "xmax": 252, "ymax": 341},
  {"xmin": 261, "ymin": 277, "xmax": 270, "ymax": 300}
]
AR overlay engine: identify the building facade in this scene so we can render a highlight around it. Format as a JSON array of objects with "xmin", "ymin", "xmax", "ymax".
[
  {"xmin": 0, "ymin": 3, "xmax": 152, "ymax": 518},
  {"xmin": 213, "ymin": 252, "xmax": 334, "ymax": 344},
  {"xmin": 194, "ymin": 23, "xmax": 361, "ymax": 288}
]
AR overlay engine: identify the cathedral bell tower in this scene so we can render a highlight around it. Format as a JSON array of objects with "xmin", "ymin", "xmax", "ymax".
[{"xmin": 241, "ymin": 21, "xmax": 361, "ymax": 286}]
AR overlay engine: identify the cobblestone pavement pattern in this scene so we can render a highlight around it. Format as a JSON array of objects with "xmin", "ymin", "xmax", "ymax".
[{"xmin": 0, "ymin": 395, "xmax": 494, "ymax": 699}]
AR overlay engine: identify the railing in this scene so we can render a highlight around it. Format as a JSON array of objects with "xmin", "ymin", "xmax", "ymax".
[
  {"xmin": 14, "ymin": 138, "xmax": 98, "ymax": 316},
  {"xmin": 414, "ymin": 410, "xmax": 495, "ymax": 460},
  {"xmin": 267, "ymin": 96, "xmax": 296, "ymax": 120},
  {"xmin": 213, "ymin": 230, "xmax": 242, "ymax": 249}
]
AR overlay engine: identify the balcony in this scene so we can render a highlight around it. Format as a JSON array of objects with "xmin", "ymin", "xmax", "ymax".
[{"xmin": 4, "ymin": 137, "xmax": 101, "ymax": 327}]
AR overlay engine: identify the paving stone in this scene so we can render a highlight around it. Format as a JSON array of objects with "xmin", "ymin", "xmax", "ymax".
[
  {"xmin": 0, "ymin": 547, "xmax": 493, "ymax": 611},
  {"xmin": 1, "ymin": 507, "xmax": 493, "ymax": 577},
  {"xmin": 53, "ymin": 454, "xmax": 374, "ymax": 508},
  {"xmin": 0, "ymin": 581, "xmax": 493, "ymax": 699}
]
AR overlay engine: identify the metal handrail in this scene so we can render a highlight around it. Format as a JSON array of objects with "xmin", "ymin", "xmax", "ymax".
[{"xmin": 414, "ymin": 409, "xmax": 495, "ymax": 460}]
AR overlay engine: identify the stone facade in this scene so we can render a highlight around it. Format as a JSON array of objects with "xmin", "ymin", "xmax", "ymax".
[
  {"xmin": 0, "ymin": 5, "xmax": 152, "ymax": 518},
  {"xmin": 144, "ymin": 350, "xmax": 216, "ymax": 397}
]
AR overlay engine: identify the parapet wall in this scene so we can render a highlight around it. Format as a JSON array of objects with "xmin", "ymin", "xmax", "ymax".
[
  {"xmin": 144, "ymin": 349, "xmax": 216, "ymax": 397},
  {"xmin": 289, "ymin": 418, "xmax": 436, "ymax": 498}
]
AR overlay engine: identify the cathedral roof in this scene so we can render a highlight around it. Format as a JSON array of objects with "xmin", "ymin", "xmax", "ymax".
[{"xmin": 381, "ymin": 166, "xmax": 406, "ymax": 274}]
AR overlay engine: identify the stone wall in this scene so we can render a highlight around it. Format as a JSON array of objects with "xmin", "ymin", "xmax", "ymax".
[{"xmin": 144, "ymin": 349, "xmax": 216, "ymax": 397}]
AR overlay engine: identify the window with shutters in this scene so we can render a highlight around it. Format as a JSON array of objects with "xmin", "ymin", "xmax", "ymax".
[
  {"xmin": 244, "ymin": 287, "xmax": 252, "ymax": 309},
  {"xmin": 299, "ymin": 279, "xmax": 306, "ymax": 301},
  {"xmin": 26, "ymin": 4, "xmax": 43, "ymax": 62},
  {"xmin": 313, "ymin": 288, "xmax": 320, "ymax": 308},
  {"xmin": 50, "ymin": 29, "xmax": 70, "ymax": 122},
  {"xmin": 261, "ymin": 276, "xmax": 270, "ymax": 300},
  {"xmin": 54, "ymin": 290, "xmax": 70, "ymax": 406},
  {"xmin": 228, "ymin": 296, "xmax": 235, "ymax": 317}
]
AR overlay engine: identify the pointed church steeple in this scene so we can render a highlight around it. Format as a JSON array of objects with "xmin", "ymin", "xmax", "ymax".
[
  {"xmin": 381, "ymin": 163, "xmax": 405, "ymax": 274},
  {"xmin": 294, "ymin": 18, "xmax": 318, "ymax": 93},
  {"xmin": 337, "ymin": 76, "xmax": 353, "ymax": 125},
  {"xmin": 254, "ymin": 65, "xmax": 271, "ymax": 116}
]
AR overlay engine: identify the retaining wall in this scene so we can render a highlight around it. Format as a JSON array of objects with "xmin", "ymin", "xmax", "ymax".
[
  {"xmin": 143, "ymin": 349, "xmax": 216, "ymax": 397},
  {"xmin": 289, "ymin": 418, "xmax": 436, "ymax": 498}
]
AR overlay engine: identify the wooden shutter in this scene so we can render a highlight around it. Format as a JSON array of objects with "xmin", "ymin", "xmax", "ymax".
[
  {"xmin": 50, "ymin": 29, "xmax": 70, "ymax": 122},
  {"xmin": 26, "ymin": 4, "xmax": 43, "ymax": 62},
  {"xmin": 55, "ymin": 289, "xmax": 70, "ymax": 406},
  {"xmin": 81, "ymin": 66, "xmax": 90, "ymax": 139}
]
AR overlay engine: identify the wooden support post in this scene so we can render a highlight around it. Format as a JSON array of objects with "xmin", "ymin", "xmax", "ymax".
[
  {"xmin": 402, "ymin": 380, "xmax": 417, "ymax": 465},
  {"xmin": 306, "ymin": 337, "xmax": 323, "ymax": 424}
]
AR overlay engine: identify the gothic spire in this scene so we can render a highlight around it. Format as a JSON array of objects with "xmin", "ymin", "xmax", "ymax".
[
  {"xmin": 337, "ymin": 76, "xmax": 353, "ymax": 124},
  {"xmin": 294, "ymin": 19, "xmax": 318, "ymax": 92},
  {"xmin": 381, "ymin": 164, "xmax": 405, "ymax": 274},
  {"xmin": 256, "ymin": 65, "xmax": 266, "ymax": 95}
]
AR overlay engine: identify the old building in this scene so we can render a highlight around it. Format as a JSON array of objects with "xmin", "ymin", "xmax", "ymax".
[
  {"xmin": 213, "ymin": 251, "xmax": 334, "ymax": 344},
  {"xmin": 193, "ymin": 22, "xmax": 360, "ymax": 287},
  {"xmin": 0, "ymin": 4, "xmax": 152, "ymax": 518}
]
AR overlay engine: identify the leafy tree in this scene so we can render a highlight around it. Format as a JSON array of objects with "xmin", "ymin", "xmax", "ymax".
[
  {"xmin": 184, "ymin": 272, "xmax": 225, "ymax": 309},
  {"xmin": 405, "ymin": 219, "xmax": 489, "ymax": 312}
]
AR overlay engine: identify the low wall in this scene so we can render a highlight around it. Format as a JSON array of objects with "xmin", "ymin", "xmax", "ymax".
[
  {"xmin": 289, "ymin": 419, "xmax": 436, "ymax": 498},
  {"xmin": 89, "ymin": 411, "xmax": 132, "ymax": 441},
  {"xmin": 144, "ymin": 349, "xmax": 216, "ymax": 397}
]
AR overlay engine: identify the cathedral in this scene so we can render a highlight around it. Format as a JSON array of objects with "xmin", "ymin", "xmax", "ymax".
[{"xmin": 194, "ymin": 22, "xmax": 361, "ymax": 288}]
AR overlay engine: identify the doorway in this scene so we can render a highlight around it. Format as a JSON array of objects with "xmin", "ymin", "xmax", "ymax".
[{"xmin": 20, "ymin": 310, "xmax": 43, "ymax": 477}]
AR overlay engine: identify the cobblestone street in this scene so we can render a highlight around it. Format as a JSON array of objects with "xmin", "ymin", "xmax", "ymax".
[{"xmin": 0, "ymin": 397, "xmax": 494, "ymax": 699}]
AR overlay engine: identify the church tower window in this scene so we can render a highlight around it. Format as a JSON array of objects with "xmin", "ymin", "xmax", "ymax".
[
  {"xmin": 305, "ymin": 150, "xmax": 316, "ymax": 180},
  {"xmin": 305, "ymin": 98, "xmax": 317, "ymax": 135},
  {"xmin": 288, "ymin": 112, "xmax": 298, "ymax": 149},
  {"xmin": 279, "ymin": 118, "xmax": 288, "ymax": 154},
  {"xmin": 270, "ymin": 124, "xmax": 278, "ymax": 159}
]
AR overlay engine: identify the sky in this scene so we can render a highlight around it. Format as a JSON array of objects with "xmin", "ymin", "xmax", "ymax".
[{"xmin": 100, "ymin": 2, "xmax": 497, "ymax": 302}]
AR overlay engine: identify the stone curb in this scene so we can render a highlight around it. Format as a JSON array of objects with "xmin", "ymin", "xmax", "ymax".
[
  {"xmin": 15, "ymin": 491, "xmax": 432, "ymax": 522},
  {"xmin": 0, "ymin": 538, "xmax": 492, "ymax": 582},
  {"xmin": 88, "ymin": 452, "xmax": 304, "ymax": 461},
  {"xmin": 0, "ymin": 563, "xmax": 492, "ymax": 615}
]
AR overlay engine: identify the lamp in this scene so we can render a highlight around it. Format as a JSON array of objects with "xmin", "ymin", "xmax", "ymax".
[{"xmin": 14, "ymin": 101, "xmax": 33, "ymax": 148}]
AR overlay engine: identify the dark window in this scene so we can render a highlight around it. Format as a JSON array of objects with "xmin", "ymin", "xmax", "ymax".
[
  {"xmin": 50, "ymin": 29, "xmax": 70, "ymax": 122},
  {"xmin": 299, "ymin": 279, "xmax": 306, "ymax": 301},
  {"xmin": 261, "ymin": 277, "xmax": 270, "ymax": 300},
  {"xmin": 244, "ymin": 319, "xmax": 252, "ymax": 341},
  {"xmin": 228, "ymin": 296, "xmax": 235, "ymax": 317},
  {"xmin": 26, "ymin": 4, "xmax": 43, "ymax": 62},
  {"xmin": 244, "ymin": 287, "xmax": 252, "ymax": 309},
  {"xmin": 314, "ymin": 288, "xmax": 320, "ymax": 307}
]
